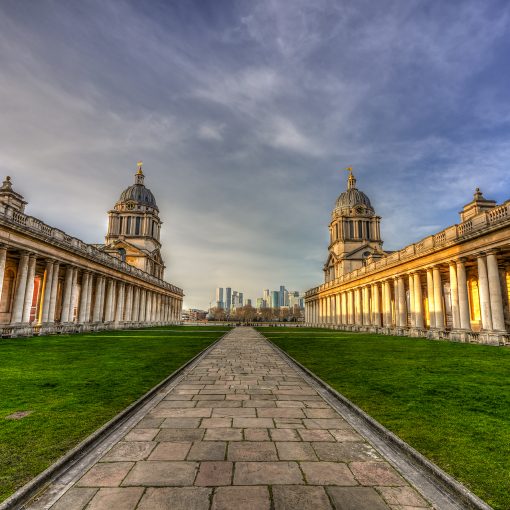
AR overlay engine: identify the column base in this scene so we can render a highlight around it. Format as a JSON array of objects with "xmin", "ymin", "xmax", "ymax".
[{"xmin": 478, "ymin": 330, "xmax": 509, "ymax": 346}]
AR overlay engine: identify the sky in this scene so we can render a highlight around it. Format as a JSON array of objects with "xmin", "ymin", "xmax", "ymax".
[{"xmin": 1, "ymin": 0, "xmax": 510, "ymax": 309}]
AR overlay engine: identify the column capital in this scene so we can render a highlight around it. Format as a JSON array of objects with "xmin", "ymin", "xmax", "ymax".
[{"xmin": 485, "ymin": 248, "xmax": 500, "ymax": 256}]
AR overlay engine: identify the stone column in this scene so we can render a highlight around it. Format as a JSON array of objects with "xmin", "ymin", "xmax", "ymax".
[
  {"xmin": 60, "ymin": 266, "xmax": 74, "ymax": 323},
  {"xmin": 354, "ymin": 288, "xmax": 361, "ymax": 325},
  {"xmin": 408, "ymin": 274, "xmax": 415, "ymax": 327},
  {"xmin": 397, "ymin": 276, "xmax": 407, "ymax": 327},
  {"xmin": 426, "ymin": 268, "xmax": 435, "ymax": 328},
  {"xmin": 486, "ymin": 251, "xmax": 505, "ymax": 331},
  {"xmin": 0, "ymin": 245, "xmax": 8, "ymax": 301},
  {"xmin": 12, "ymin": 253, "xmax": 30, "ymax": 324},
  {"xmin": 330, "ymin": 295, "xmax": 336, "ymax": 324},
  {"xmin": 140, "ymin": 290, "xmax": 146, "ymax": 322},
  {"xmin": 85, "ymin": 273, "xmax": 94, "ymax": 322},
  {"xmin": 432, "ymin": 266, "xmax": 445, "ymax": 329},
  {"xmin": 40, "ymin": 260, "xmax": 54, "ymax": 323},
  {"xmin": 78, "ymin": 272, "xmax": 90, "ymax": 323},
  {"xmin": 384, "ymin": 280, "xmax": 392, "ymax": 327},
  {"xmin": 449, "ymin": 263, "xmax": 461, "ymax": 329},
  {"xmin": 133, "ymin": 287, "xmax": 140, "ymax": 322},
  {"xmin": 22, "ymin": 254, "xmax": 37, "ymax": 323},
  {"xmin": 477, "ymin": 254, "xmax": 492, "ymax": 330},
  {"xmin": 456, "ymin": 259, "xmax": 471, "ymax": 330},
  {"xmin": 372, "ymin": 283, "xmax": 381, "ymax": 327},
  {"xmin": 68, "ymin": 267, "xmax": 79, "ymax": 322},
  {"xmin": 146, "ymin": 291, "xmax": 152, "ymax": 323},
  {"xmin": 325, "ymin": 296, "xmax": 331, "ymax": 324},
  {"xmin": 125, "ymin": 285, "xmax": 133, "ymax": 322},
  {"xmin": 347, "ymin": 290, "xmax": 354, "ymax": 324},
  {"xmin": 115, "ymin": 282, "xmax": 125, "ymax": 323},
  {"xmin": 92, "ymin": 276, "xmax": 103, "ymax": 322},
  {"xmin": 48, "ymin": 262, "xmax": 60, "ymax": 323},
  {"xmin": 413, "ymin": 272, "xmax": 424, "ymax": 329},
  {"xmin": 104, "ymin": 279, "xmax": 114, "ymax": 322}
]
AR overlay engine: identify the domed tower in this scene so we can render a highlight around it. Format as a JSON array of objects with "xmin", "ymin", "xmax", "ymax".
[
  {"xmin": 104, "ymin": 162, "xmax": 165, "ymax": 279},
  {"xmin": 324, "ymin": 168, "xmax": 384, "ymax": 282}
]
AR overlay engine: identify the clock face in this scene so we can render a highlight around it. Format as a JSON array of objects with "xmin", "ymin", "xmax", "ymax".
[
  {"xmin": 126, "ymin": 202, "xmax": 135, "ymax": 210},
  {"xmin": 355, "ymin": 206, "xmax": 364, "ymax": 214}
]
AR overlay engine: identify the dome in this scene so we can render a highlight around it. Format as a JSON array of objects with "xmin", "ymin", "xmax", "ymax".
[
  {"xmin": 118, "ymin": 184, "xmax": 157, "ymax": 208},
  {"xmin": 333, "ymin": 169, "xmax": 374, "ymax": 214},
  {"xmin": 335, "ymin": 188, "xmax": 373, "ymax": 210},
  {"xmin": 117, "ymin": 163, "xmax": 158, "ymax": 209}
]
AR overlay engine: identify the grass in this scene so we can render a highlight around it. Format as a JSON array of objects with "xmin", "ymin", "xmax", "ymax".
[
  {"xmin": 257, "ymin": 327, "xmax": 510, "ymax": 510},
  {"xmin": 0, "ymin": 325, "xmax": 228, "ymax": 502}
]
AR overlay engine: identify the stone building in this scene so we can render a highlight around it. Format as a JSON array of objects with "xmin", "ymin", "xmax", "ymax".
[
  {"xmin": 305, "ymin": 169, "xmax": 510, "ymax": 345},
  {"xmin": 0, "ymin": 165, "xmax": 183, "ymax": 337}
]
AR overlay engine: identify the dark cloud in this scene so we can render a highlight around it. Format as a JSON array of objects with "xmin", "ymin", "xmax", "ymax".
[{"xmin": 1, "ymin": 0, "xmax": 509, "ymax": 308}]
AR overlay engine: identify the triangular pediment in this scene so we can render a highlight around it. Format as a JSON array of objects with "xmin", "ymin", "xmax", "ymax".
[
  {"xmin": 343, "ymin": 243, "xmax": 381, "ymax": 260},
  {"xmin": 104, "ymin": 238, "xmax": 150, "ymax": 257}
]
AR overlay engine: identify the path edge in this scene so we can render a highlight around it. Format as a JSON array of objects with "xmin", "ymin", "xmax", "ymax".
[
  {"xmin": 262, "ymin": 333, "xmax": 492, "ymax": 510},
  {"xmin": 0, "ymin": 329, "xmax": 230, "ymax": 510}
]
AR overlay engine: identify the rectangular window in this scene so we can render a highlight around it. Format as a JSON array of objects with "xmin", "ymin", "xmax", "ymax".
[
  {"xmin": 135, "ymin": 217, "xmax": 141, "ymax": 235},
  {"xmin": 119, "ymin": 217, "xmax": 123, "ymax": 234},
  {"xmin": 126, "ymin": 216, "xmax": 132, "ymax": 235},
  {"xmin": 349, "ymin": 221, "xmax": 354, "ymax": 239},
  {"xmin": 358, "ymin": 221, "xmax": 363, "ymax": 239}
]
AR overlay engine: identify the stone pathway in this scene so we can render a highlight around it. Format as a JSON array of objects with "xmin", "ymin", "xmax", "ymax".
[{"xmin": 41, "ymin": 327, "xmax": 433, "ymax": 509}]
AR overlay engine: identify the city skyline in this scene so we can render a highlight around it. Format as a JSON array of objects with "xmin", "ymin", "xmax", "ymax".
[{"xmin": 1, "ymin": 1, "xmax": 510, "ymax": 309}]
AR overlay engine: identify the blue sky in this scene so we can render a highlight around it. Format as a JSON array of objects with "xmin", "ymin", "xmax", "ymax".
[{"xmin": 1, "ymin": 0, "xmax": 509, "ymax": 308}]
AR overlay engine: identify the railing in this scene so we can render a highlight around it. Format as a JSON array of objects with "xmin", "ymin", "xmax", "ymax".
[
  {"xmin": 0, "ymin": 204, "xmax": 183, "ymax": 295},
  {"xmin": 306, "ymin": 199, "xmax": 510, "ymax": 297}
]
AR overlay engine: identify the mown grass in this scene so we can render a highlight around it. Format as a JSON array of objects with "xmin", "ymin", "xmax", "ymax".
[
  {"xmin": 0, "ymin": 326, "xmax": 228, "ymax": 501},
  {"xmin": 257, "ymin": 327, "xmax": 510, "ymax": 510}
]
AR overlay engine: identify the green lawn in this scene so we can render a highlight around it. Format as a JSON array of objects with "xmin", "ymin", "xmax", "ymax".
[
  {"xmin": 0, "ymin": 326, "xmax": 228, "ymax": 502},
  {"xmin": 258, "ymin": 327, "xmax": 510, "ymax": 510}
]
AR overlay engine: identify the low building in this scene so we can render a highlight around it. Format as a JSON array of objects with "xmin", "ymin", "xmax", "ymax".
[
  {"xmin": 0, "ymin": 165, "xmax": 183, "ymax": 337},
  {"xmin": 305, "ymin": 170, "xmax": 510, "ymax": 345}
]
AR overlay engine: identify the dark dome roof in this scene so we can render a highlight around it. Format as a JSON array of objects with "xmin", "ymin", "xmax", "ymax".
[
  {"xmin": 119, "ymin": 184, "xmax": 157, "ymax": 208},
  {"xmin": 335, "ymin": 188, "xmax": 373, "ymax": 210}
]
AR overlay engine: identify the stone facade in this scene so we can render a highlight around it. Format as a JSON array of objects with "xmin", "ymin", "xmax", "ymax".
[
  {"xmin": 305, "ymin": 171, "xmax": 510, "ymax": 345},
  {"xmin": 0, "ymin": 169, "xmax": 183, "ymax": 338}
]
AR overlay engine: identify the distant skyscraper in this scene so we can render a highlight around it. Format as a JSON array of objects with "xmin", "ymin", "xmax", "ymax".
[
  {"xmin": 216, "ymin": 287, "xmax": 224, "ymax": 309},
  {"xmin": 226, "ymin": 287, "xmax": 232, "ymax": 310},
  {"xmin": 256, "ymin": 298, "xmax": 264, "ymax": 309},
  {"xmin": 279, "ymin": 286, "xmax": 286, "ymax": 307},
  {"xmin": 247, "ymin": 299, "xmax": 252, "ymax": 307},
  {"xmin": 239, "ymin": 292, "xmax": 244, "ymax": 306},
  {"xmin": 271, "ymin": 291, "xmax": 279, "ymax": 308},
  {"xmin": 263, "ymin": 289, "xmax": 270, "ymax": 305}
]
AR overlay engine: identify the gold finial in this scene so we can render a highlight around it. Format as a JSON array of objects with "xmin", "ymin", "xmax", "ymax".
[
  {"xmin": 136, "ymin": 161, "xmax": 143, "ymax": 174},
  {"xmin": 344, "ymin": 166, "xmax": 356, "ymax": 190}
]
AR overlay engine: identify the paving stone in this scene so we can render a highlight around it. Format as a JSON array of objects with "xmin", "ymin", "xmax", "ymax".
[
  {"xmin": 303, "ymin": 418, "xmax": 350, "ymax": 429},
  {"xmin": 160, "ymin": 417, "xmax": 201, "ymax": 428},
  {"xmin": 275, "ymin": 400, "xmax": 306, "ymax": 408},
  {"xmin": 148, "ymin": 442, "xmax": 192, "ymax": 461},
  {"xmin": 234, "ymin": 461, "xmax": 304, "ymax": 485},
  {"xmin": 76, "ymin": 462, "xmax": 134, "ymax": 487},
  {"xmin": 124, "ymin": 428, "xmax": 159, "ymax": 442},
  {"xmin": 272, "ymin": 485, "xmax": 332, "ymax": 509},
  {"xmin": 50, "ymin": 488, "xmax": 97, "ymax": 510},
  {"xmin": 153, "ymin": 407, "xmax": 212, "ymax": 418},
  {"xmin": 327, "ymin": 486, "xmax": 390, "ymax": 509},
  {"xmin": 137, "ymin": 487, "xmax": 211, "ymax": 510},
  {"xmin": 312, "ymin": 442, "xmax": 380, "ymax": 462},
  {"xmin": 275, "ymin": 441, "xmax": 318, "ymax": 460},
  {"xmin": 257, "ymin": 408, "xmax": 305, "ymax": 418},
  {"xmin": 100, "ymin": 441, "xmax": 156, "ymax": 462},
  {"xmin": 156, "ymin": 400, "xmax": 197, "ymax": 408},
  {"xmin": 270, "ymin": 428, "xmax": 301, "ymax": 441},
  {"xmin": 201, "ymin": 417, "xmax": 232, "ymax": 428},
  {"xmin": 155, "ymin": 428, "xmax": 204, "ymax": 441},
  {"xmin": 304, "ymin": 408, "xmax": 340, "ymax": 418},
  {"xmin": 330, "ymin": 429, "xmax": 364, "ymax": 442},
  {"xmin": 86, "ymin": 488, "xmax": 143, "ymax": 510},
  {"xmin": 243, "ymin": 428, "xmax": 270, "ymax": 441},
  {"xmin": 164, "ymin": 395, "xmax": 194, "ymax": 401},
  {"xmin": 350, "ymin": 461, "xmax": 407, "ymax": 486},
  {"xmin": 233, "ymin": 417, "xmax": 274, "ymax": 428},
  {"xmin": 298, "ymin": 429, "xmax": 335, "ymax": 442},
  {"xmin": 122, "ymin": 461, "xmax": 198, "ymax": 486},
  {"xmin": 195, "ymin": 461, "xmax": 233, "ymax": 486},
  {"xmin": 243, "ymin": 399, "xmax": 276, "ymax": 407},
  {"xmin": 187, "ymin": 441, "xmax": 226, "ymax": 460},
  {"xmin": 211, "ymin": 486, "xmax": 270, "ymax": 510},
  {"xmin": 193, "ymin": 394, "xmax": 226, "ymax": 400},
  {"xmin": 136, "ymin": 416, "xmax": 164, "ymax": 428},
  {"xmin": 301, "ymin": 461, "xmax": 357, "ymax": 485},
  {"xmin": 196, "ymin": 400, "xmax": 241, "ymax": 408},
  {"xmin": 228, "ymin": 441, "xmax": 278, "ymax": 461},
  {"xmin": 204, "ymin": 428, "xmax": 243, "ymax": 441},
  {"xmin": 377, "ymin": 486, "xmax": 430, "ymax": 507}
]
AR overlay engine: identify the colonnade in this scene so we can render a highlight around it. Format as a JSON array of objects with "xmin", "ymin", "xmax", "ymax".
[
  {"xmin": 0, "ymin": 245, "xmax": 182, "ymax": 337},
  {"xmin": 305, "ymin": 252, "xmax": 509, "ymax": 345}
]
